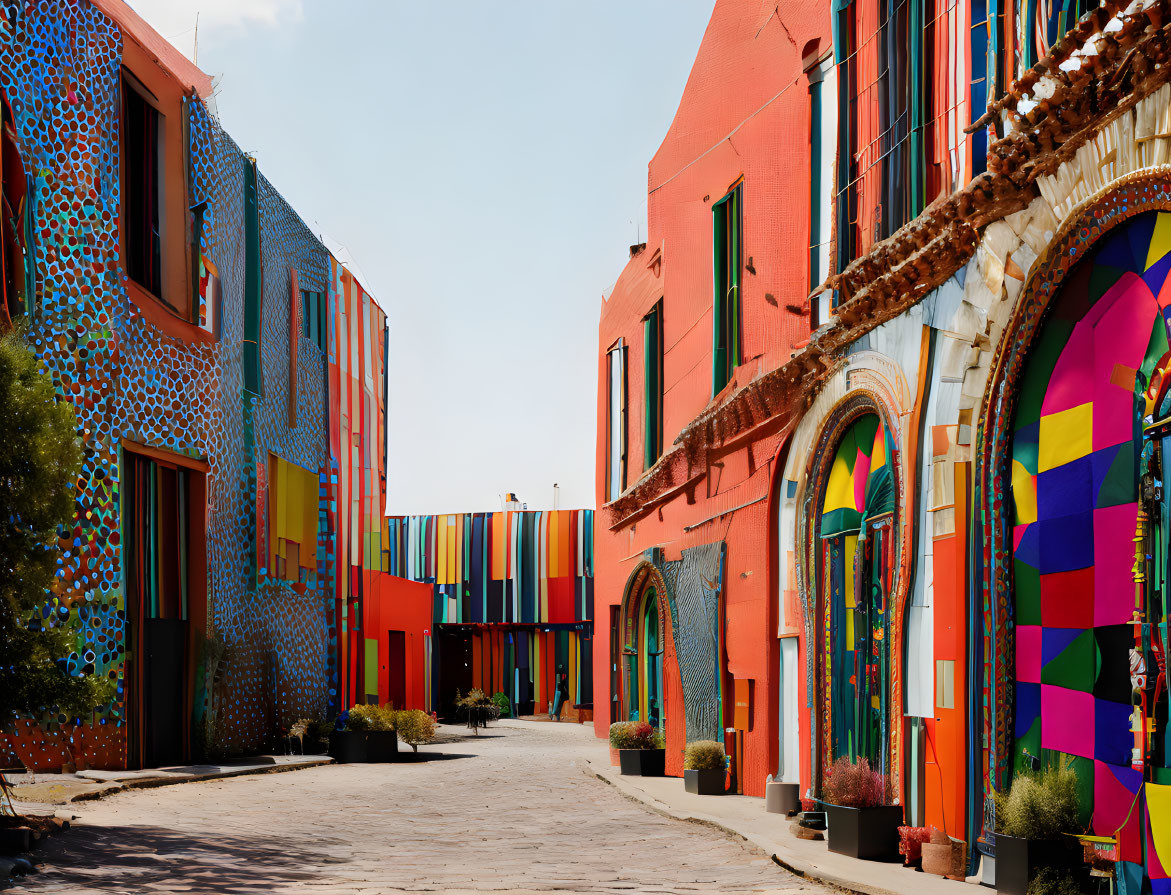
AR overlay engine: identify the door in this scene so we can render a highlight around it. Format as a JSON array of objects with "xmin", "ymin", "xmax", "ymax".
[
  {"xmin": 124, "ymin": 450, "xmax": 198, "ymax": 769},
  {"xmin": 437, "ymin": 630, "xmax": 473, "ymax": 719},
  {"xmin": 387, "ymin": 630, "xmax": 406, "ymax": 709}
]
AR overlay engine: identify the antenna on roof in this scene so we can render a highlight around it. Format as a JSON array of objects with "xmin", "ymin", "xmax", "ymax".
[{"xmin": 193, "ymin": 13, "xmax": 200, "ymax": 65}]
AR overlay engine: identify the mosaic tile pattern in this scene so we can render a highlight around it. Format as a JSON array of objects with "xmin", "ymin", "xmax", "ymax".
[{"xmin": 0, "ymin": 0, "xmax": 340, "ymax": 768}]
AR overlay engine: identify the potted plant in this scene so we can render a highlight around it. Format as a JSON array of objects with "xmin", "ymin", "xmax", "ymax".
[
  {"xmin": 456, "ymin": 688, "xmax": 500, "ymax": 735},
  {"xmin": 683, "ymin": 740, "xmax": 726, "ymax": 795},
  {"xmin": 608, "ymin": 722, "xmax": 631, "ymax": 766},
  {"xmin": 921, "ymin": 827, "xmax": 968, "ymax": 880},
  {"xmin": 898, "ymin": 825, "xmax": 931, "ymax": 867},
  {"xmin": 491, "ymin": 692, "xmax": 511, "ymax": 719},
  {"xmin": 993, "ymin": 762, "xmax": 1082, "ymax": 895},
  {"xmin": 392, "ymin": 709, "xmax": 438, "ymax": 756},
  {"xmin": 361, "ymin": 704, "xmax": 399, "ymax": 762},
  {"xmin": 822, "ymin": 756, "xmax": 903, "ymax": 860},
  {"xmin": 329, "ymin": 709, "xmax": 369, "ymax": 763},
  {"xmin": 617, "ymin": 721, "xmax": 665, "ymax": 777}
]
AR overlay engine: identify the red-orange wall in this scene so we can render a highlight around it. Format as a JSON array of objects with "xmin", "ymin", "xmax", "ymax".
[
  {"xmin": 365, "ymin": 574, "xmax": 432, "ymax": 711},
  {"xmin": 594, "ymin": 0, "xmax": 831, "ymax": 798}
]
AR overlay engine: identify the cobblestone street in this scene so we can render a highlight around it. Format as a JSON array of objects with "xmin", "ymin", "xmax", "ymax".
[{"xmin": 9, "ymin": 721, "xmax": 828, "ymax": 894}]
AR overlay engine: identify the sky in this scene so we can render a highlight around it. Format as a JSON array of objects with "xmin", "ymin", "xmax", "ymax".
[{"xmin": 129, "ymin": 0, "xmax": 716, "ymax": 516}]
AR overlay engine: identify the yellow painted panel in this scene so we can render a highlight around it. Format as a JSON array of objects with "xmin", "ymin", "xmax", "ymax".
[
  {"xmin": 1147, "ymin": 782, "xmax": 1171, "ymax": 869},
  {"xmin": 1037, "ymin": 403, "xmax": 1093, "ymax": 472},
  {"xmin": 1012, "ymin": 460, "xmax": 1037, "ymax": 525},
  {"xmin": 1147, "ymin": 212, "xmax": 1171, "ymax": 271}
]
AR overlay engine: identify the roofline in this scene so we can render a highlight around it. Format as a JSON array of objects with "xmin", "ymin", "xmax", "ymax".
[{"xmin": 93, "ymin": 0, "xmax": 214, "ymax": 99}]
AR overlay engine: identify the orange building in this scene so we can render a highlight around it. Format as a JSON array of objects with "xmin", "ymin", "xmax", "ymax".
[
  {"xmin": 597, "ymin": 0, "xmax": 1171, "ymax": 887},
  {"xmin": 594, "ymin": 0, "xmax": 832, "ymax": 795}
]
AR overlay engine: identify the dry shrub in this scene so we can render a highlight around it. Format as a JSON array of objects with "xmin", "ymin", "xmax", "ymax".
[
  {"xmin": 684, "ymin": 740, "xmax": 726, "ymax": 771},
  {"xmin": 823, "ymin": 756, "xmax": 887, "ymax": 808},
  {"xmin": 393, "ymin": 709, "xmax": 437, "ymax": 751}
]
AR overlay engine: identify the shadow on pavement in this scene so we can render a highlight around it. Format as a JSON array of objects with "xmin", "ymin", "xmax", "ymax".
[{"xmin": 5, "ymin": 823, "xmax": 346, "ymax": 893}]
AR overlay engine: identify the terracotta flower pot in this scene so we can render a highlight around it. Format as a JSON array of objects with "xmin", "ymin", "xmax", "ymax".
[{"xmin": 609, "ymin": 746, "xmax": 620, "ymax": 767}]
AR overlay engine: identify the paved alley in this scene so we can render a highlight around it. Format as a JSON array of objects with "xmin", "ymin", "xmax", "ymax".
[{"xmin": 8, "ymin": 721, "xmax": 829, "ymax": 894}]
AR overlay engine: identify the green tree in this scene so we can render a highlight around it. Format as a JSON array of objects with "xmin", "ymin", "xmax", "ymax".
[{"xmin": 0, "ymin": 329, "xmax": 110, "ymax": 723}]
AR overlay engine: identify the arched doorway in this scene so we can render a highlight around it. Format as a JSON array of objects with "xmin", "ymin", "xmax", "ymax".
[
  {"xmin": 618, "ymin": 562, "xmax": 671, "ymax": 729},
  {"xmin": 808, "ymin": 406, "xmax": 899, "ymax": 780},
  {"xmin": 1000, "ymin": 207, "xmax": 1171, "ymax": 829}
]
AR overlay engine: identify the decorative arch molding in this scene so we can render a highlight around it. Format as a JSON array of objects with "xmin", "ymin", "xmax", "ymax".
[
  {"xmin": 785, "ymin": 348, "xmax": 913, "ymax": 798},
  {"xmin": 975, "ymin": 172, "xmax": 1171, "ymax": 800},
  {"xmin": 618, "ymin": 558, "xmax": 673, "ymax": 646}
]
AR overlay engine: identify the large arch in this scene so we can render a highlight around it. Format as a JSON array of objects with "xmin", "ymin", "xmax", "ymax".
[
  {"xmin": 976, "ymin": 174, "xmax": 1171, "ymax": 852},
  {"xmin": 617, "ymin": 560, "xmax": 673, "ymax": 728},
  {"xmin": 783, "ymin": 347, "xmax": 915, "ymax": 799}
]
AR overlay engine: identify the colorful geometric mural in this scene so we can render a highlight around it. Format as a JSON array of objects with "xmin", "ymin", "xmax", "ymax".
[
  {"xmin": 384, "ymin": 511, "xmax": 594, "ymax": 715},
  {"xmin": 1010, "ymin": 209, "xmax": 1171, "ymax": 870}
]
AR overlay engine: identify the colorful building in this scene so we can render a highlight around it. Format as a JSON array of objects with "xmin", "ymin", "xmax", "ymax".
[
  {"xmin": 0, "ymin": 0, "xmax": 387, "ymax": 771},
  {"xmin": 381, "ymin": 510, "xmax": 594, "ymax": 719},
  {"xmin": 596, "ymin": 0, "xmax": 1171, "ymax": 886}
]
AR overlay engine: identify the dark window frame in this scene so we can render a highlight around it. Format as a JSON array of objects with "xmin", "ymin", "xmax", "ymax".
[
  {"xmin": 712, "ymin": 181, "xmax": 743, "ymax": 394},
  {"xmin": 643, "ymin": 300, "xmax": 663, "ymax": 469},
  {"xmin": 121, "ymin": 69, "xmax": 165, "ymax": 303}
]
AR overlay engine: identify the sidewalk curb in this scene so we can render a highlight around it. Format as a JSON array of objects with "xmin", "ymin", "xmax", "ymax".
[
  {"xmin": 581, "ymin": 761, "xmax": 930, "ymax": 895},
  {"xmin": 59, "ymin": 758, "xmax": 334, "ymax": 804}
]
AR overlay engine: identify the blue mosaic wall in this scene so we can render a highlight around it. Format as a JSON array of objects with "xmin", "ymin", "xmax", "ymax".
[{"xmin": 0, "ymin": 0, "xmax": 336, "ymax": 767}]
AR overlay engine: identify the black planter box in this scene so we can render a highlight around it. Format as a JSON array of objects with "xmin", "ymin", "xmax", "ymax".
[
  {"xmin": 329, "ymin": 730, "xmax": 367, "ymax": 763},
  {"xmin": 995, "ymin": 834, "xmax": 1081, "ymax": 895},
  {"xmin": 367, "ymin": 730, "xmax": 399, "ymax": 762},
  {"xmin": 619, "ymin": 748, "xmax": 666, "ymax": 777},
  {"xmin": 826, "ymin": 804, "xmax": 904, "ymax": 860},
  {"xmin": 684, "ymin": 768, "xmax": 725, "ymax": 795}
]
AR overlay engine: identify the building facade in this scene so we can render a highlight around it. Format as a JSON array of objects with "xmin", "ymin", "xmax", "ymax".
[
  {"xmin": 0, "ymin": 0, "xmax": 387, "ymax": 771},
  {"xmin": 596, "ymin": 0, "xmax": 1171, "ymax": 885},
  {"xmin": 382, "ymin": 510, "xmax": 594, "ymax": 719}
]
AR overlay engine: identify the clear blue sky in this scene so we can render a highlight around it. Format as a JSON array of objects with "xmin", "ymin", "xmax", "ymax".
[{"xmin": 132, "ymin": 1, "xmax": 716, "ymax": 515}]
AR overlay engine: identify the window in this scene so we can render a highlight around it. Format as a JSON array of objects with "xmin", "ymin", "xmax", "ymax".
[
  {"xmin": 835, "ymin": 11, "xmax": 858, "ymax": 273},
  {"xmin": 267, "ymin": 454, "xmax": 319, "ymax": 584},
  {"xmin": 606, "ymin": 338, "xmax": 627, "ymax": 502},
  {"xmin": 122, "ymin": 73, "xmax": 162, "ymax": 299},
  {"xmin": 243, "ymin": 156, "xmax": 262, "ymax": 395},
  {"xmin": 643, "ymin": 301, "xmax": 663, "ymax": 469},
  {"xmin": 807, "ymin": 56, "xmax": 836, "ymax": 330},
  {"xmin": 301, "ymin": 289, "xmax": 328, "ymax": 354},
  {"xmin": 712, "ymin": 183, "xmax": 742, "ymax": 394},
  {"xmin": 288, "ymin": 268, "xmax": 300, "ymax": 427},
  {"xmin": 0, "ymin": 91, "xmax": 31, "ymax": 324},
  {"xmin": 197, "ymin": 256, "xmax": 221, "ymax": 338}
]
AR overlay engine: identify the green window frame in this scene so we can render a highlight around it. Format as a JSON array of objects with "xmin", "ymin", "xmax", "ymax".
[
  {"xmin": 712, "ymin": 183, "xmax": 742, "ymax": 395},
  {"xmin": 301, "ymin": 289, "xmax": 328, "ymax": 354},
  {"xmin": 243, "ymin": 157, "xmax": 263, "ymax": 396},
  {"xmin": 643, "ymin": 301, "xmax": 663, "ymax": 469}
]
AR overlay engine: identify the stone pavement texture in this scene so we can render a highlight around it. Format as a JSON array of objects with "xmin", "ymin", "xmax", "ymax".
[
  {"xmin": 6, "ymin": 721, "xmax": 827, "ymax": 894},
  {"xmin": 586, "ymin": 759, "xmax": 972, "ymax": 895}
]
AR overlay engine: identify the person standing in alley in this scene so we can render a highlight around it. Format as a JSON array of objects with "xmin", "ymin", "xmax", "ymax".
[{"xmin": 551, "ymin": 665, "xmax": 570, "ymax": 722}]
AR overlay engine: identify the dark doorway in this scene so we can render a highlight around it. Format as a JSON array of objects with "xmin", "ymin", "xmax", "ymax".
[
  {"xmin": 123, "ymin": 449, "xmax": 202, "ymax": 769},
  {"xmin": 437, "ymin": 630, "xmax": 473, "ymax": 720},
  {"xmin": 387, "ymin": 630, "xmax": 407, "ymax": 710}
]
